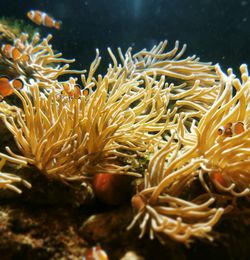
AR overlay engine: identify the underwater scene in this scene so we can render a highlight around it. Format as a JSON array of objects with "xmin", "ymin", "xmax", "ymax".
[{"xmin": 0, "ymin": 0, "xmax": 250, "ymax": 259}]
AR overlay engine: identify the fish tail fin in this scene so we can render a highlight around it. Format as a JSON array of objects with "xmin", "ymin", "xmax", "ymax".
[{"xmin": 55, "ymin": 21, "xmax": 62, "ymax": 30}]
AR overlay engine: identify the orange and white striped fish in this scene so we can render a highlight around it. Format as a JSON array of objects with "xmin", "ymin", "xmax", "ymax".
[
  {"xmin": 62, "ymin": 83, "xmax": 82, "ymax": 99},
  {"xmin": 218, "ymin": 122, "xmax": 245, "ymax": 137},
  {"xmin": 1, "ymin": 44, "xmax": 29, "ymax": 62},
  {"xmin": 0, "ymin": 76, "xmax": 24, "ymax": 99},
  {"xmin": 83, "ymin": 245, "xmax": 109, "ymax": 260},
  {"xmin": 82, "ymin": 88, "xmax": 90, "ymax": 97},
  {"xmin": 27, "ymin": 10, "xmax": 62, "ymax": 30},
  {"xmin": 210, "ymin": 171, "xmax": 227, "ymax": 187}
]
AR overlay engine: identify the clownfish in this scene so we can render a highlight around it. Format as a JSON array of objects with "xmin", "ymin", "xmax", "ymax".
[
  {"xmin": 62, "ymin": 83, "xmax": 82, "ymax": 99},
  {"xmin": 27, "ymin": 10, "xmax": 62, "ymax": 30},
  {"xmin": 210, "ymin": 171, "xmax": 227, "ymax": 187},
  {"xmin": 0, "ymin": 76, "xmax": 24, "ymax": 99},
  {"xmin": 217, "ymin": 121, "xmax": 245, "ymax": 137},
  {"xmin": 82, "ymin": 88, "xmax": 90, "ymax": 97},
  {"xmin": 1, "ymin": 44, "xmax": 21, "ymax": 61},
  {"xmin": 1, "ymin": 44, "xmax": 29, "ymax": 62},
  {"xmin": 83, "ymin": 245, "xmax": 109, "ymax": 260}
]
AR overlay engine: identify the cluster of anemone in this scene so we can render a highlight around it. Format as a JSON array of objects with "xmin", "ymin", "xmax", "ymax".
[
  {"xmin": 1, "ymin": 70, "xmax": 172, "ymax": 181},
  {"xmin": 0, "ymin": 17, "xmax": 38, "ymax": 41},
  {"xmin": 0, "ymin": 31, "xmax": 84, "ymax": 86},
  {"xmin": 0, "ymin": 29, "xmax": 249, "ymax": 246},
  {"xmin": 116, "ymin": 41, "xmax": 220, "ymax": 120},
  {"xmin": 0, "ymin": 153, "xmax": 30, "ymax": 193},
  {"xmin": 0, "ymin": 22, "xmax": 16, "ymax": 41},
  {"xmin": 128, "ymin": 64, "xmax": 250, "ymax": 244}
]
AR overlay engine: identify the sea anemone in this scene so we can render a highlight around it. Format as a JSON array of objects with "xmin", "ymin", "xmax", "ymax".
[
  {"xmin": 0, "ymin": 17, "xmax": 38, "ymax": 41},
  {"xmin": 0, "ymin": 33, "xmax": 84, "ymax": 86},
  {"xmin": 0, "ymin": 153, "xmax": 30, "ymax": 193},
  {"xmin": 128, "ymin": 64, "xmax": 250, "ymax": 244},
  {"xmin": 115, "ymin": 41, "xmax": 220, "ymax": 121},
  {"xmin": 1, "ymin": 54, "xmax": 174, "ymax": 182},
  {"xmin": 1, "ymin": 35, "xmax": 249, "ymax": 247},
  {"xmin": 118, "ymin": 40, "xmax": 218, "ymax": 86},
  {"xmin": 128, "ymin": 134, "xmax": 224, "ymax": 244},
  {"xmin": 0, "ymin": 22, "xmax": 15, "ymax": 41},
  {"xmin": 176, "ymin": 64, "xmax": 250, "ymax": 197}
]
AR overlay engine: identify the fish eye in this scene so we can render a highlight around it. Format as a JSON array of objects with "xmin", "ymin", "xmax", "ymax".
[{"xmin": 217, "ymin": 127, "xmax": 224, "ymax": 135}]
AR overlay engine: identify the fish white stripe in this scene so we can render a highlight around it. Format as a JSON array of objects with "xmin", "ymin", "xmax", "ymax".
[
  {"xmin": 41, "ymin": 12, "xmax": 47, "ymax": 26},
  {"xmin": 31, "ymin": 10, "xmax": 35, "ymax": 20}
]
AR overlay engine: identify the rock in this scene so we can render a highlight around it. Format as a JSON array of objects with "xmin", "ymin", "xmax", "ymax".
[{"xmin": 92, "ymin": 173, "xmax": 131, "ymax": 205}]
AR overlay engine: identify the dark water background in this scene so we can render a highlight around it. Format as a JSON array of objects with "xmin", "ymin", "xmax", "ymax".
[{"xmin": 1, "ymin": 0, "xmax": 250, "ymax": 74}]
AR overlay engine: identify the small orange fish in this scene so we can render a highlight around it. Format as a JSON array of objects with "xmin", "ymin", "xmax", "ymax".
[
  {"xmin": 27, "ymin": 10, "xmax": 62, "ymax": 30},
  {"xmin": 62, "ymin": 82, "xmax": 72, "ymax": 96},
  {"xmin": 82, "ymin": 88, "xmax": 90, "ymax": 97},
  {"xmin": 0, "ymin": 76, "xmax": 24, "ymax": 98},
  {"xmin": 211, "ymin": 172, "xmax": 227, "ymax": 187},
  {"xmin": 218, "ymin": 122, "xmax": 245, "ymax": 137},
  {"xmin": 233, "ymin": 121, "xmax": 245, "ymax": 134},
  {"xmin": 73, "ymin": 85, "xmax": 82, "ymax": 99},
  {"xmin": 1, "ymin": 44, "xmax": 21, "ymax": 61},
  {"xmin": 1, "ymin": 44, "xmax": 29, "ymax": 62},
  {"xmin": 83, "ymin": 245, "xmax": 109, "ymax": 260},
  {"xmin": 62, "ymin": 83, "xmax": 82, "ymax": 99}
]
